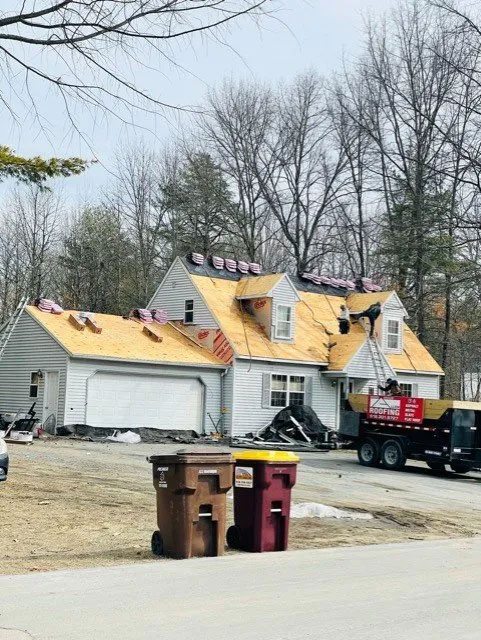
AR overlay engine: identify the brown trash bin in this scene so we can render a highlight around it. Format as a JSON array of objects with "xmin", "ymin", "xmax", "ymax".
[{"xmin": 147, "ymin": 448, "xmax": 234, "ymax": 559}]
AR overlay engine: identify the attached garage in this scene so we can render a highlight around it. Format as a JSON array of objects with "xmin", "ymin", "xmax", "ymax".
[
  {"xmin": 2, "ymin": 307, "xmax": 226, "ymax": 432},
  {"xmin": 86, "ymin": 372, "xmax": 203, "ymax": 430}
]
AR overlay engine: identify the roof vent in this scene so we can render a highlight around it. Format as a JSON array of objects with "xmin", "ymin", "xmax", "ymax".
[
  {"xmin": 191, "ymin": 252, "xmax": 204, "ymax": 266},
  {"xmin": 237, "ymin": 260, "xmax": 249, "ymax": 274},
  {"xmin": 212, "ymin": 256, "xmax": 224, "ymax": 270}
]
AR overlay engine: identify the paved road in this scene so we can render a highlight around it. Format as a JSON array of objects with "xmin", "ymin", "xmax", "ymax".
[{"xmin": 1, "ymin": 537, "xmax": 480, "ymax": 640}]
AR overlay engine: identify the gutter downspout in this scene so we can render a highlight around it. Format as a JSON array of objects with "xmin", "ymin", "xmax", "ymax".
[{"xmin": 220, "ymin": 367, "xmax": 229, "ymax": 436}]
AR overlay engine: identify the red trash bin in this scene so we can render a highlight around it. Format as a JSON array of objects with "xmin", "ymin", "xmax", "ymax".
[{"xmin": 227, "ymin": 450, "xmax": 299, "ymax": 552}]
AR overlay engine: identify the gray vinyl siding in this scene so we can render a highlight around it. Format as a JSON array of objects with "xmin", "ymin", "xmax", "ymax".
[
  {"xmin": 271, "ymin": 277, "xmax": 298, "ymax": 343},
  {"xmin": 345, "ymin": 341, "xmax": 394, "ymax": 379},
  {"xmin": 231, "ymin": 358, "xmax": 337, "ymax": 436},
  {"xmin": 148, "ymin": 258, "xmax": 218, "ymax": 328},
  {"xmin": 358, "ymin": 373, "xmax": 440, "ymax": 399},
  {"xmin": 64, "ymin": 358, "xmax": 222, "ymax": 432},
  {"xmin": 0, "ymin": 312, "xmax": 69, "ymax": 425}
]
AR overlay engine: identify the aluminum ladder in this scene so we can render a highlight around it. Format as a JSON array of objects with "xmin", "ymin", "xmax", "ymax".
[
  {"xmin": 0, "ymin": 295, "xmax": 29, "ymax": 360},
  {"xmin": 362, "ymin": 322, "xmax": 395, "ymax": 387}
]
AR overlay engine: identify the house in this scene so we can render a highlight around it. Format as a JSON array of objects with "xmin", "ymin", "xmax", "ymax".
[
  {"xmin": 0, "ymin": 306, "xmax": 226, "ymax": 431},
  {"xmin": 0, "ymin": 254, "xmax": 443, "ymax": 435},
  {"xmin": 147, "ymin": 255, "xmax": 443, "ymax": 436}
]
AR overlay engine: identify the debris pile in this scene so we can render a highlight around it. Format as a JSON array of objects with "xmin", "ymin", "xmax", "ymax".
[{"xmin": 232, "ymin": 405, "xmax": 336, "ymax": 451}]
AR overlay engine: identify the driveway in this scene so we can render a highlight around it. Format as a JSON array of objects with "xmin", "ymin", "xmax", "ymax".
[{"xmin": 4, "ymin": 441, "xmax": 481, "ymax": 574}]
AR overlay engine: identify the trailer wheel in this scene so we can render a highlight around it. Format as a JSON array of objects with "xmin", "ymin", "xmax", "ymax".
[
  {"xmin": 450, "ymin": 462, "xmax": 472, "ymax": 474},
  {"xmin": 357, "ymin": 439, "xmax": 380, "ymax": 467},
  {"xmin": 426, "ymin": 461, "xmax": 446, "ymax": 472},
  {"xmin": 381, "ymin": 440, "xmax": 406, "ymax": 471}
]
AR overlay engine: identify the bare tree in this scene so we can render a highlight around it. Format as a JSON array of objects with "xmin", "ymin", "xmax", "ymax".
[
  {"xmin": 0, "ymin": 1, "xmax": 270, "ymax": 128},
  {"xmin": 109, "ymin": 143, "xmax": 167, "ymax": 304},
  {"xmin": 11, "ymin": 185, "xmax": 63, "ymax": 298},
  {"xmin": 202, "ymin": 81, "xmax": 275, "ymax": 262},
  {"xmin": 254, "ymin": 72, "xmax": 348, "ymax": 274}
]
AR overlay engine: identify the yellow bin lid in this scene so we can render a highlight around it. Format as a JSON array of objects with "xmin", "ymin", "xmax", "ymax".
[{"xmin": 234, "ymin": 450, "xmax": 300, "ymax": 462}]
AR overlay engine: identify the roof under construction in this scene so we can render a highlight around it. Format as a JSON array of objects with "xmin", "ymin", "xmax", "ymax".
[
  {"xmin": 26, "ymin": 306, "xmax": 224, "ymax": 367},
  {"xmin": 192, "ymin": 273, "xmax": 443, "ymax": 373}
]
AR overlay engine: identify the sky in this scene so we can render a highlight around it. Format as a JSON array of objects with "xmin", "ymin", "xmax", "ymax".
[{"xmin": 3, "ymin": 0, "xmax": 394, "ymax": 201}]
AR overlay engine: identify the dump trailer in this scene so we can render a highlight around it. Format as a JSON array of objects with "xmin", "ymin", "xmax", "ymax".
[{"xmin": 339, "ymin": 393, "xmax": 481, "ymax": 473}]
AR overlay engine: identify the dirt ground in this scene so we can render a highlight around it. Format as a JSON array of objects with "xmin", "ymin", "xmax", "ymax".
[{"xmin": 3, "ymin": 439, "xmax": 481, "ymax": 574}]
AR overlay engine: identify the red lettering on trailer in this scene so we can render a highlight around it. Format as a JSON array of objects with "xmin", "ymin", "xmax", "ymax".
[{"xmin": 367, "ymin": 395, "xmax": 424, "ymax": 425}]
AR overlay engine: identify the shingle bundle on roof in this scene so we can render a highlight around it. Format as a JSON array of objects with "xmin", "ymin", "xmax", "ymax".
[
  {"xmin": 301, "ymin": 273, "xmax": 356, "ymax": 292},
  {"xmin": 152, "ymin": 309, "xmax": 168, "ymax": 325},
  {"xmin": 191, "ymin": 253, "xmax": 263, "ymax": 276},
  {"xmin": 190, "ymin": 252, "xmax": 205, "ymax": 266},
  {"xmin": 132, "ymin": 308, "xmax": 153, "ymax": 324},
  {"xmin": 36, "ymin": 298, "xmax": 64, "ymax": 314}
]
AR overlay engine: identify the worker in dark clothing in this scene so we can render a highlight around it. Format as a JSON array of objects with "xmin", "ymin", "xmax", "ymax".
[
  {"xmin": 379, "ymin": 378, "xmax": 402, "ymax": 396},
  {"xmin": 338, "ymin": 304, "xmax": 350, "ymax": 335},
  {"xmin": 351, "ymin": 301, "xmax": 382, "ymax": 338}
]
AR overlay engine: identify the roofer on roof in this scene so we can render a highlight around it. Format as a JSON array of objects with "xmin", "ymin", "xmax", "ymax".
[
  {"xmin": 338, "ymin": 304, "xmax": 350, "ymax": 335},
  {"xmin": 350, "ymin": 301, "xmax": 382, "ymax": 338}
]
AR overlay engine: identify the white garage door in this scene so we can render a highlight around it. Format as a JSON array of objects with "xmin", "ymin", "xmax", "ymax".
[{"xmin": 86, "ymin": 372, "xmax": 203, "ymax": 430}]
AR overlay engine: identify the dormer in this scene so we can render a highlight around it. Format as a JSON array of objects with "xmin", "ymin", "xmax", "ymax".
[
  {"xmin": 379, "ymin": 292, "xmax": 408, "ymax": 355},
  {"xmin": 236, "ymin": 273, "xmax": 300, "ymax": 342},
  {"xmin": 347, "ymin": 291, "xmax": 408, "ymax": 355}
]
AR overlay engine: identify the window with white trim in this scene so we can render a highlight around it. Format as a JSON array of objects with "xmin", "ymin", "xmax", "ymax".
[
  {"xmin": 400, "ymin": 383, "xmax": 413, "ymax": 397},
  {"xmin": 270, "ymin": 374, "xmax": 305, "ymax": 407},
  {"xmin": 184, "ymin": 299, "xmax": 194, "ymax": 324},
  {"xmin": 275, "ymin": 304, "xmax": 293, "ymax": 339},
  {"xmin": 29, "ymin": 372, "xmax": 40, "ymax": 398},
  {"xmin": 386, "ymin": 318, "xmax": 401, "ymax": 350}
]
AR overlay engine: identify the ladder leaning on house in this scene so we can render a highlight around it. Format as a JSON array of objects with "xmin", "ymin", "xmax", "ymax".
[
  {"xmin": 0, "ymin": 295, "xmax": 29, "ymax": 360},
  {"xmin": 363, "ymin": 322, "xmax": 395, "ymax": 388}
]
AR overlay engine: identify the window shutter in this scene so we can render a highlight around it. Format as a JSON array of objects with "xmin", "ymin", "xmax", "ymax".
[
  {"xmin": 304, "ymin": 376, "xmax": 313, "ymax": 406},
  {"xmin": 412, "ymin": 383, "xmax": 419, "ymax": 398},
  {"xmin": 262, "ymin": 373, "xmax": 271, "ymax": 408}
]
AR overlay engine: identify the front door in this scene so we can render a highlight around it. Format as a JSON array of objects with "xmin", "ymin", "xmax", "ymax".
[
  {"xmin": 43, "ymin": 371, "xmax": 60, "ymax": 429},
  {"xmin": 337, "ymin": 380, "xmax": 354, "ymax": 429}
]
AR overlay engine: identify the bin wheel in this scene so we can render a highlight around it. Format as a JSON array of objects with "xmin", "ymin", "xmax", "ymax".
[
  {"xmin": 151, "ymin": 530, "xmax": 164, "ymax": 556},
  {"xmin": 357, "ymin": 438, "xmax": 380, "ymax": 467},
  {"xmin": 380, "ymin": 440, "xmax": 406, "ymax": 471},
  {"xmin": 226, "ymin": 525, "xmax": 242, "ymax": 550},
  {"xmin": 450, "ymin": 462, "xmax": 472, "ymax": 474},
  {"xmin": 426, "ymin": 460, "xmax": 446, "ymax": 472}
]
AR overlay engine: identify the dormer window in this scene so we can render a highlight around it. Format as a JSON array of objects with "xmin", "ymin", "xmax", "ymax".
[
  {"xmin": 184, "ymin": 299, "xmax": 194, "ymax": 324},
  {"xmin": 386, "ymin": 318, "xmax": 401, "ymax": 351},
  {"xmin": 275, "ymin": 304, "xmax": 293, "ymax": 339}
]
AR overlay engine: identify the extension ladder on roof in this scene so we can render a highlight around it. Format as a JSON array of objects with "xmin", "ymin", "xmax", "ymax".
[
  {"xmin": 362, "ymin": 322, "xmax": 395, "ymax": 387},
  {"xmin": 0, "ymin": 295, "xmax": 29, "ymax": 361}
]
